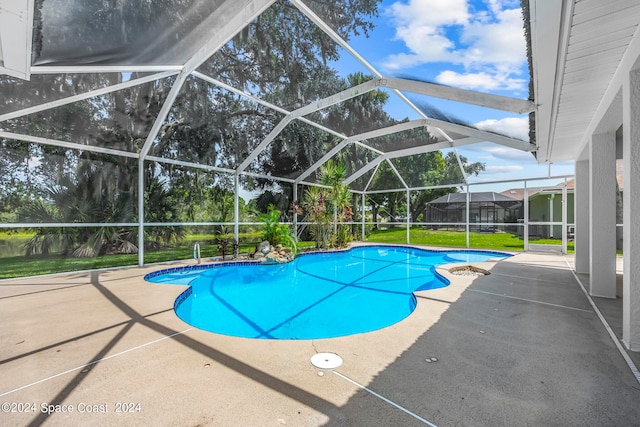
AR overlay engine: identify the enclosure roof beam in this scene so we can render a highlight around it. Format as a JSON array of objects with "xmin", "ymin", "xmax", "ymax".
[
  {"xmin": 145, "ymin": 156, "xmax": 236, "ymax": 175},
  {"xmin": 385, "ymin": 159, "xmax": 409, "ymax": 190},
  {"xmin": 292, "ymin": 0, "xmax": 462, "ymax": 148},
  {"xmin": 294, "ymin": 119, "xmax": 429, "ymax": 184},
  {"xmin": 236, "ymin": 115, "xmax": 295, "ymax": 173},
  {"xmin": 291, "ymin": 0, "xmax": 381, "ymax": 78},
  {"xmin": 29, "ymin": 65, "xmax": 184, "ymax": 74},
  {"xmin": 362, "ymin": 162, "xmax": 382, "ymax": 192},
  {"xmin": 138, "ymin": 73, "xmax": 189, "ymax": 160},
  {"xmin": 240, "ymin": 170, "xmax": 298, "ymax": 184},
  {"xmin": 384, "ymin": 77, "xmax": 536, "ymax": 114},
  {"xmin": 343, "ymin": 136, "xmax": 481, "ymax": 186},
  {"xmin": 344, "ymin": 156, "xmax": 386, "ymax": 185},
  {"xmin": 194, "ymin": 71, "xmax": 346, "ymax": 140},
  {"xmin": 140, "ymin": 0, "xmax": 274, "ymax": 161},
  {"xmin": 0, "ymin": 131, "xmax": 139, "ymax": 159},
  {"xmin": 426, "ymin": 118, "xmax": 536, "ymax": 151},
  {"xmin": 384, "ymin": 137, "xmax": 482, "ymax": 159},
  {"xmin": 291, "ymin": 78, "xmax": 384, "ymax": 118},
  {"xmin": 0, "ymin": 71, "xmax": 178, "ymax": 122},
  {"xmin": 193, "ymin": 71, "xmax": 290, "ymax": 114},
  {"xmin": 181, "ymin": 0, "xmax": 276, "ymax": 74},
  {"xmin": 236, "ymin": 77, "xmax": 385, "ymax": 173}
]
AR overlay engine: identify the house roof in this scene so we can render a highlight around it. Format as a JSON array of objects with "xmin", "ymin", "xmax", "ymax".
[
  {"xmin": 531, "ymin": 0, "xmax": 640, "ymax": 163},
  {"xmin": 429, "ymin": 192, "xmax": 519, "ymax": 205},
  {"xmin": 502, "ymin": 160, "xmax": 624, "ymax": 200}
]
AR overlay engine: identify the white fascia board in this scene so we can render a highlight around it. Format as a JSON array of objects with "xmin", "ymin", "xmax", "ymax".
[
  {"xmin": 385, "ymin": 77, "xmax": 536, "ymax": 114},
  {"xmin": 529, "ymin": 0, "xmax": 567, "ymax": 162},
  {"xmin": 1, "ymin": 66, "xmax": 27, "ymax": 79},
  {"xmin": 0, "ymin": 0, "xmax": 33, "ymax": 80}
]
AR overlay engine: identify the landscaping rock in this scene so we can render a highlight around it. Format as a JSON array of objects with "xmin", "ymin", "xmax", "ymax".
[{"xmin": 258, "ymin": 240, "xmax": 271, "ymax": 254}]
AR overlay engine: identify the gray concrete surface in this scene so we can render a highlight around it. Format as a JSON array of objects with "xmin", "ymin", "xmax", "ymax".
[{"xmin": 0, "ymin": 251, "xmax": 638, "ymax": 426}]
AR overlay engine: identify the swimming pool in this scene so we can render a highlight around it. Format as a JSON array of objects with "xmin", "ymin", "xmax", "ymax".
[{"xmin": 145, "ymin": 246, "xmax": 509, "ymax": 340}]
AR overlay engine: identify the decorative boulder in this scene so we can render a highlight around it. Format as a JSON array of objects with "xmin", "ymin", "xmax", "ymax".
[
  {"xmin": 254, "ymin": 241, "xmax": 294, "ymax": 264},
  {"xmin": 259, "ymin": 240, "xmax": 271, "ymax": 254},
  {"xmin": 263, "ymin": 248, "xmax": 294, "ymax": 264}
]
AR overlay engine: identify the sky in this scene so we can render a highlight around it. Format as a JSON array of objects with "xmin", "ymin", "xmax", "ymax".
[{"xmin": 329, "ymin": 0, "xmax": 574, "ymax": 189}]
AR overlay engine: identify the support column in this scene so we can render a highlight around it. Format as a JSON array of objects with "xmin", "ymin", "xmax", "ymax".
[
  {"xmin": 361, "ymin": 193, "xmax": 366, "ymax": 241},
  {"xmin": 623, "ymin": 68, "xmax": 640, "ymax": 350},
  {"xmin": 234, "ymin": 173, "xmax": 239, "ymax": 246},
  {"xmin": 406, "ymin": 190, "xmax": 410, "ymax": 244},
  {"xmin": 293, "ymin": 184, "xmax": 298, "ymax": 237},
  {"xmin": 138, "ymin": 158, "xmax": 145, "ymax": 267},
  {"xmin": 465, "ymin": 186, "xmax": 470, "ymax": 248},
  {"xmin": 589, "ymin": 132, "xmax": 617, "ymax": 298},
  {"xmin": 561, "ymin": 181, "xmax": 567, "ymax": 255},
  {"xmin": 549, "ymin": 194, "xmax": 555, "ymax": 238},
  {"xmin": 575, "ymin": 159, "xmax": 590, "ymax": 273},
  {"xmin": 524, "ymin": 181, "xmax": 529, "ymax": 251}
]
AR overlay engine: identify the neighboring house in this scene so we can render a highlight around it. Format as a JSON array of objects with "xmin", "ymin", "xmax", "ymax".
[
  {"xmin": 501, "ymin": 182, "xmax": 575, "ymax": 239},
  {"xmin": 424, "ymin": 171, "xmax": 622, "ymax": 241},
  {"xmin": 424, "ymin": 192, "xmax": 521, "ymax": 231}
]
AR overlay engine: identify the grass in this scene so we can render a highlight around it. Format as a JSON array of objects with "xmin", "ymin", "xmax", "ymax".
[
  {"xmin": 0, "ymin": 227, "xmax": 584, "ymax": 279},
  {"xmin": 0, "ymin": 232, "xmax": 319, "ymax": 279},
  {"xmin": 365, "ymin": 227, "xmax": 575, "ymax": 253}
]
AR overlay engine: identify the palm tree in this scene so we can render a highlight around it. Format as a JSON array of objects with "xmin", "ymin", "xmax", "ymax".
[
  {"xmin": 302, "ymin": 160, "xmax": 353, "ymax": 248},
  {"xmin": 19, "ymin": 160, "xmax": 182, "ymax": 257}
]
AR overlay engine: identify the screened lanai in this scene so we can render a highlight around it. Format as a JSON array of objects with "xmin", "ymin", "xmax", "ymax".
[
  {"xmin": 2, "ymin": 1, "xmax": 640, "ymax": 425},
  {"xmin": 2, "ymin": 0, "xmax": 579, "ymax": 274}
]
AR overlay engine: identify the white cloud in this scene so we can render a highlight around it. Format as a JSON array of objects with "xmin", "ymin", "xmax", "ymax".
[
  {"xmin": 384, "ymin": 0, "xmax": 469, "ymax": 69},
  {"xmin": 460, "ymin": 8, "xmax": 525, "ymax": 68},
  {"xmin": 459, "ymin": 141, "xmax": 536, "ymax": 163},
  {"xmin": 383, "ymin": 0, "xmax": 527, "ymax": 91},
  {"xmin": 474, "ymin": 116, "xmax": 529, "ymax": 140},
  {"xmin": 436, "ymin": 70, "xmax": 525, "ymax": 91},
  {"xmin": 485, "ymin": 165, "xmax": 523, "ymax": 173}
]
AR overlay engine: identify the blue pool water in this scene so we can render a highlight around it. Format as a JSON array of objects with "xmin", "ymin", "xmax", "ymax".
[{"xmin": 145, "ymin": 246, "xmax": 509, "ymax": 340}]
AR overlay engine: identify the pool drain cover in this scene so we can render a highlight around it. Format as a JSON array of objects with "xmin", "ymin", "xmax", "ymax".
[{"xmin": 311, "ymin": 352, "xmax": 343, "ymax": 369}]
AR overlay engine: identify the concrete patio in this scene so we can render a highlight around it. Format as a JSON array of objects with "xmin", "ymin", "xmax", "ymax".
[{"xmin": 1, "ymin": 250, "xmax": 638, "ymax": 426}]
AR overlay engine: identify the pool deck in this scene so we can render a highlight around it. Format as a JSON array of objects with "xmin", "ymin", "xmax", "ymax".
[{"xmin": 1, "ymin": 248, "xmax": 639, "ymax": 426}]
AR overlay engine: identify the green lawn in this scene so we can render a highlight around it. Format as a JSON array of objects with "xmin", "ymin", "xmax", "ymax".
[
  {"xmin": 0, "ymin": 227, "xmax": 577, "ymax": 279},
  {"xmin": 366, "ymin": 227, "xmax": 574, "ymax": 253},
  {"xmin": 0, "ymin": 231, "xmax": 319, "ymax": 279}
]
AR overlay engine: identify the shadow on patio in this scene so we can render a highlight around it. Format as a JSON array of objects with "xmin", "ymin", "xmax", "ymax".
[{"xmin": 322, "ymin": 256, "xmax": 640, "ymax": 426}]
